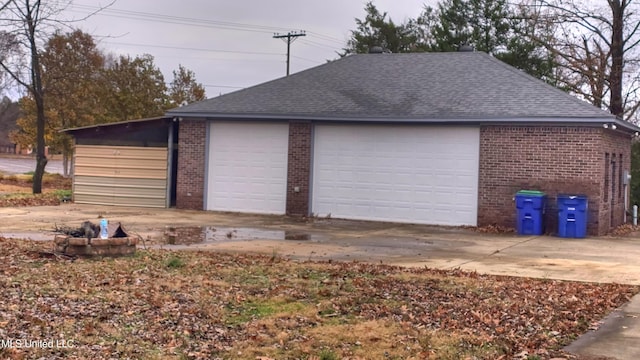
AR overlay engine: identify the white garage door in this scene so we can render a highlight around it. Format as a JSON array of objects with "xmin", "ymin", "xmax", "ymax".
[
  {"xmin": 312, "ymin": 125, "xmax": 479, "ymax": 226},
  {"xmin": 207, "ymin": 122, "xmax": 289, "ymax": 214}
]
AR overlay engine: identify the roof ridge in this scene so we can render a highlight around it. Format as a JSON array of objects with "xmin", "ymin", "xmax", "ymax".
[{"xmin": 166, "ymin": 51, "xmax": 621, "ymax": 124}]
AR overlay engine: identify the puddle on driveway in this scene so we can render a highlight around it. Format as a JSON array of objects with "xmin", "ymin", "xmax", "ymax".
[
  {"xmin": 163, "ymin": 226, "xmax": 316, "ymax": 245},
  {"xmin": 283, "ymin": 232, "xmax": 311, "ymax": 241}
]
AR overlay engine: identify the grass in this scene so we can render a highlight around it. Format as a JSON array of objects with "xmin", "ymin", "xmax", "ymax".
[
  {"xmin": 0, "ymin": 238, "xmax": 636, "ymax": 360},
  {"xmin": 225, "ymin": 298, "xmax": 307, "ymax": 326},
  {"xmin": 52, "ymin": 189, "xmax": 72, "ymax": 198},
  {"xmin": 319, "ymin": 348, "xmax": 339, "ymax": 360},
  {"xmin": 165, "ymin": 255, "xmax": 185, "ymax": 269}
]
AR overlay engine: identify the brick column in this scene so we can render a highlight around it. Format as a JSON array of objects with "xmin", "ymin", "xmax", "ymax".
[
  {"xmin": 176, "ymin": 120, "xmax": 206, "ymax": 210},
  {"xmin": 286, "ymin": 121, "xmax": 312, "ymax": 216}
]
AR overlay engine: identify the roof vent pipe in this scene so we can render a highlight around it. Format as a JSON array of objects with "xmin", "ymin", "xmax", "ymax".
[{"xmin": 458, "ymin": 43, "xmax": 474, "ymax": 52}]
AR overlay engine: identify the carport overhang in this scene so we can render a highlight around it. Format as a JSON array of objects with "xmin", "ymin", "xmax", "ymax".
[{"xmin": 61, "ymin": 117, "xmax": 173, "ymax": 137}]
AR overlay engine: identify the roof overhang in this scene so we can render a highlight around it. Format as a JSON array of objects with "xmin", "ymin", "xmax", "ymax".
[
  {"xmin": 166, "ymin": 111, "xmax": 640, "ymax": 133},
  {"xmin": 61, "ymin": 116, "xmax": 171, "ymax": 134}
]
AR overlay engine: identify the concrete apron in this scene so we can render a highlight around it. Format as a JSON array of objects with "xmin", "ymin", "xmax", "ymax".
[{"xmin": 169, "ymin": 233, "xmax": 640, "ymax": 286}]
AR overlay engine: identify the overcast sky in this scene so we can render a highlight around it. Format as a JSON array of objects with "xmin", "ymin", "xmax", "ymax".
[{"xmin": 63, "ymin": 0, "xmax": 437, "ymax": 98}]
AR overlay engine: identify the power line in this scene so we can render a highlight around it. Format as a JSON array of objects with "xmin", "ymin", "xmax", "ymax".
[
  {"xmin": 103, "ymin": 41, "xmax": 283, "ymax": 56},
  {"xmin": 291, "ymin": 55, "xmax": 324, "ymax": 64},
  {"xmin": 66, "ymin": 8, "xmax": 275, "ymax": 34},
  {"xmin": 273, "ymin": 31, "xmax": 306, "ymax": 76},
  {"xmin": 64, "ymin": 4, "xmax": 348, "ymax": 80},
  {"xmin": 68, "ymin": 4, "xmax": 346, "ymax": 51},
  {"xmin": 65, "ymin": 4, "xmax": 349, "ymax": 72},
  {"xmin": 68, "ymin": 4, "xmax": 290, "ymax": 34},
  {"xmin": 299, "ymin": 39, "xmax": 342, "ymax": 51},
  {"xmin": 306, "ymin": 31, "xmax": 346, "ymax": 45}
]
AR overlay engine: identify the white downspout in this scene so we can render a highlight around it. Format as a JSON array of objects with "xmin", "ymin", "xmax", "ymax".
[
  {"xmin": 624, "ymin": 183, "xmax": 628, "ymax": 223},
  {"xmin": 624, "ymin": 170, "xmax": 631, "ymax": 224}
]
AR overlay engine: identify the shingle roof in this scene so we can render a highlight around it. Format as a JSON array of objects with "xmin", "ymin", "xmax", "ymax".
[{"xmin": 167, "ymin": 52, "xmax": 615, "ymax": 121}]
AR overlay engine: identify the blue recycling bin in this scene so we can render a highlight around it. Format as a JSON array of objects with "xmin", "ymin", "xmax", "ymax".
[
  {"xmin": 557, "ymin": 194, "xmax": 588, "ymax": 238},
  {"xmin": 515, "ymin": 190, "xmax": 546, "ymax": 235}
]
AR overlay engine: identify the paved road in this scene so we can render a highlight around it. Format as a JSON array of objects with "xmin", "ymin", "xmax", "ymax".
[{"xmin": 0, "ymin": 156, "xmax": 64, "ymax": 175}]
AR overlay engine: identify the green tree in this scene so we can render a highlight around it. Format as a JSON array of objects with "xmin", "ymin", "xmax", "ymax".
[
  {"xmin": 499, "ymin": 1, "xmax": 558, "ymax": 83},
  {"xmin": 342, "ymin": 1, "xmax": 431, "ymax": 55},
  {"xmin": 430, "ymin": 0, "xmax": 478, "ymax": 52},
  {"xmin": 102, "ymin": 54, "xmax": 168, "ymax": 121},
  {"xmin": 430, "ymin": 0, "xmax": 557, "ymax": 81},
  {"xmin": 168, "ymin": 64, "xmax": 206, "ymax": 107}
]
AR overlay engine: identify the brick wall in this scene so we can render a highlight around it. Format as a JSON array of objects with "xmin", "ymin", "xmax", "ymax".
[
  {"xmin": 598, "ymin": 130, "xmax": 632, "ymax": 234},
  {"xmin": 286, "ymin": 121, "xmax": 312, "ymax": 215},
  {"xmin": 173, "ymin": 121, "xmax": 633, "ymax": 235},
  {"xmin": 176, "ymin": 120, "xmax": 206, "ymax": 210},
  {"xmin": 478, "ymin": 125, "xmax": 613, "ymax": 236}
]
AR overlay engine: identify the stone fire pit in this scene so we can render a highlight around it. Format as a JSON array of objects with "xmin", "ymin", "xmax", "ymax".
[{"xmin": 54, "ymin": 222, "xmax": 139, "ymax": 256}]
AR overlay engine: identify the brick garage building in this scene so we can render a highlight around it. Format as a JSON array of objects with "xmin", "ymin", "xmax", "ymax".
[{"xmin": 166, "ymin": 51, "xmax": 639, "ymax": 236}]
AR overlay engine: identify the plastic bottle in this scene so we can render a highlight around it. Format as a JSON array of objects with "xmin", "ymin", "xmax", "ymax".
[{"xmin": 100, "ymin": 218, "xmax": 108, "ymax": 239}]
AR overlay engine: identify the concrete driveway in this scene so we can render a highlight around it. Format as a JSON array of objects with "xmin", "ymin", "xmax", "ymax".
[
  {"xmin": 1, "ymin": 203, "xmax": 640, "ymax": 285},
  {"xmin": 1, "ymin": 203, "xmax": 640, "ymax": 359}
]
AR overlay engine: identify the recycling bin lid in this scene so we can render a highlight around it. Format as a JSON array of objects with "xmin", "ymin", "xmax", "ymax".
[
  {"xmin": 557, "ymin": 194, "xmax": 588, "ymax": 199},
  {"xmin": 516, "ymin": 190, "xmax": 546, "ymax": 196}
]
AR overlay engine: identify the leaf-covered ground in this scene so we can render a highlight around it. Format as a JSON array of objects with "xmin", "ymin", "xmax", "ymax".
[
  {"xmin": 0, "ymin": 238, "xmax": 636, "ymax": 360},
  {"xmin": 0, "ymin": 174, "xmax": 71, "ymax": 207},
  {"xmin": 0, "ymin": 173, "xmax": 71, "ymax": 190}
]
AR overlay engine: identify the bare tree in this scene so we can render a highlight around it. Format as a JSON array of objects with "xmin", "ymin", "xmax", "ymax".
[
  {"xmin": 537, "ymin": 0, "xmax": 640, "ymax": 121},
  {"xmin": 0, "ymin": 0, "xmax": 68, "ymax": 192},
  {"xmin": 0, "ymin": 0, "xmax": 111, "ymax": 192}
]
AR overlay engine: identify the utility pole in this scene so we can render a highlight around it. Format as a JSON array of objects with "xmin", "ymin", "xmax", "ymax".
[{"xmin": 273, "ymin": 30, "xmax": 306, "ymax": 76}]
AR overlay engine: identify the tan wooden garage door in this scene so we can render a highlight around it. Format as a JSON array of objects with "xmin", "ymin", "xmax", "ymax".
[{"xmin": 73, "ymin": 145, "xmax": 168, "ymax": 207}]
